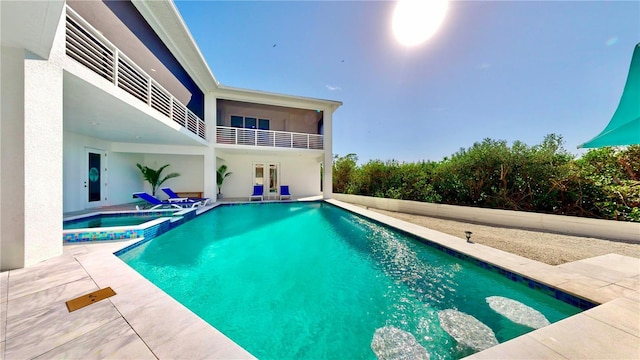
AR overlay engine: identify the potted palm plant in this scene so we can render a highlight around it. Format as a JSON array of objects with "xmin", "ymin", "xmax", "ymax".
[
  {"xmin": 217, "ymin": 164, "xmax": 232, "ymax": 199},
  {"xmin": 136, "ymin": 163, "xmax": 180, "ymax": 196}
]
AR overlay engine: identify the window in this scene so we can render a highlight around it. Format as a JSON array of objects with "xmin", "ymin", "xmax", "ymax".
[
  {"xmin": 231, "ymin": 115, "xmax": 243, "ymax": 128},
  {"xmin": 254, "ymin": 164, "xmax": 264, "ymax": 186},
  {"xmin": 230, "ymin": 115, "xmax": 270, "ymax": 130}
]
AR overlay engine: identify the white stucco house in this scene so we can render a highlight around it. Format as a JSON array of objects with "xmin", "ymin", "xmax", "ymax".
[{"xmin": 0, "ymin": 0, "xmax": 341, "ymax": 270}]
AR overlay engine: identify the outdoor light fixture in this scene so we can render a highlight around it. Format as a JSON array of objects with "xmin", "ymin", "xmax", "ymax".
[{"xmin": 464, "ymin": 231, "xmax": 472, "ymax": 243}]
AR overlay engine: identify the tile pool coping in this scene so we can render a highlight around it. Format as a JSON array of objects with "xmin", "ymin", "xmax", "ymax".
[
  {"xmin": 1, "ymin": 199, "xmax": 638, "ymax": 359},
  {"xmin": 327, "ymin": 200, "xmax": 599, "ymax": 310},
  {"xmin": 62, "ymin": 208, "xmax": 197, "ymax": 243},
  {"xmin": 330, "ymin": 200, "xmax": 638, "ymax": 304}
]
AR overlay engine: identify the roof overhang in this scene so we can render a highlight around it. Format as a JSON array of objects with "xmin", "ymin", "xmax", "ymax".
[
  {"xmin": 216, "ymin": 85, "xmax": 343, "ymax": 113},
  {"xmin": 215, "ymin": 146, "xmax": 324, "ymax": 162},
  {"xmin": 0, "ymin": 0, "xmax": 65, "ymax": 59}
]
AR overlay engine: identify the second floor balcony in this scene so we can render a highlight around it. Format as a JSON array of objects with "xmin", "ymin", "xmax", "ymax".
[
  {"xmin": 216, "ymin": 126, "xmax": 323, "ymax": 150},
  {"xmin": 65, "ymin": 6, "xmax": 206, "ymax": 140}
]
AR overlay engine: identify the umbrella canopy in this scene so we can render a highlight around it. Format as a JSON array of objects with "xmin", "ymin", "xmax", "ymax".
[{"xmin": 579, "ymin": 43, "xmax": 640, "ymax": 148}]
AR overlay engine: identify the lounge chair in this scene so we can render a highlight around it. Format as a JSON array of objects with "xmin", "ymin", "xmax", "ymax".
[
  {"xmin": 280, "ymin": 185, "xmax": 291, "ymax": 200},
  {"xmin": 133, "ymin": 192, "xmax": 200, "ymax": 210},
  {"xmin": 249, "ymin": 185, "xmax": 263, "ymax": 201},
  {"xmin": 160, "ymin": 187, "xmax": 210, "ymax": 206}
]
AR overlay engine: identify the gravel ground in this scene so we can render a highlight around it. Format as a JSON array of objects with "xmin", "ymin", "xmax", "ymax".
[{"xmin": 365, "ymin": 208, "xmax": 640, "ymax": 265}]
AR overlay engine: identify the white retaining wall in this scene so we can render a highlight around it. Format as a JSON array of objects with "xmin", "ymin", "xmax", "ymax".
[{"xmin": 332, "ymin": 194, "xmax": 640, "ymax": 243}]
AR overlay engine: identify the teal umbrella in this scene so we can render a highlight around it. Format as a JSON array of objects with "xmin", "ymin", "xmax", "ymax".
[{"xmin": 579, "ymin": 43, "xmax": 640, "ymax": 148}]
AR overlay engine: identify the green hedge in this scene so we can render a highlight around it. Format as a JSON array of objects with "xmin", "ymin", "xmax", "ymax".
[{"xmin": 333, "ymin": 134, "xmax": 640, "ymax": 222}]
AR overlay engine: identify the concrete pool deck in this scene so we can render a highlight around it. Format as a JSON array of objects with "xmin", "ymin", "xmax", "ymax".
[{"xmin": 1, "ymin": 199, "xmax": 638, "ymax": 359}]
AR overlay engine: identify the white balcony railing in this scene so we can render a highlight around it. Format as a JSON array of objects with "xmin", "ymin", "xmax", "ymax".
[
  {"xmin": 216, "ymin": 126, "xmax": 323, "ymax": 150},
  {"xmin": 65, "ymin": 6, "xmax": 206, "ymax": 140}
]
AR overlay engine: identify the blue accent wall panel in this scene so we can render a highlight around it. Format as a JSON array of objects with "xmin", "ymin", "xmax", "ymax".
[{"xmin": 101, "ymin": 0, "xmax": 205, "ymax": 118}]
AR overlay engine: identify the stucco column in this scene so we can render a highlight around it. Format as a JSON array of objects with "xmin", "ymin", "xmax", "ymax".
[
  {"xmin": 1, "ymin": 46, "xmax": 27, "ymax": 270},
  {"xmin": 0, "ymin": 13, "xmax": 65, "ymax": 270},
  {"xmin": 203, "ymin": 92, "xmax": 217, "ymax": 200},
  {"xmin": 323, "ymin": 108, "xmax": 333, "ymax": 199}
]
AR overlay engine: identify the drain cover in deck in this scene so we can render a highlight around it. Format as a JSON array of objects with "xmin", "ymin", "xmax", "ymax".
[{"xmin": 66, "ymin": 287, "xmax": 116, "ymax": 312}]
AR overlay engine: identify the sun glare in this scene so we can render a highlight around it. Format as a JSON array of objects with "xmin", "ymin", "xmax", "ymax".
[{"xmin": 392, "ymin": 0, "xmax": 449, "ymax": 46}]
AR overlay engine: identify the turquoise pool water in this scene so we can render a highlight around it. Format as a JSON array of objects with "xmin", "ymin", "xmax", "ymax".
[
  {"xmin": 63, "ymin": 214, "xmax": 164, "ymax": 229},
  {"xmin": 119, "ymin": 202, "xmax": 582, "ymax": 359}
]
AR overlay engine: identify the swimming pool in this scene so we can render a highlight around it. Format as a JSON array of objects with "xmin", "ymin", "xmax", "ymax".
[{"xmin": 119, "ymin": 202, "xmax": 585, "ymax": 359}]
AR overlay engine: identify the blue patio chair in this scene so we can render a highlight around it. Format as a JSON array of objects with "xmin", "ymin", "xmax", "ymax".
[
  {"xmin": 160, "ymin": 187, "xmax": 210, "ymax": 206},
  {"xmin": 133, "ymin": 192, "xmax": 200, "ymax": 210},
  {"xmin": 249, "ymin": 185, "xmax": 263, "ymax": 201},
  {"xmin": 280, "ymin": 185, "xmax": 291, "ymax": 200}
]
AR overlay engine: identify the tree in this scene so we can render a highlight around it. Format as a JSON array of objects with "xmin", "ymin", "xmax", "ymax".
[
  {"xmin": 332, "ymin": 154, "xmax": 358, "ymax": 194},
  {"xmin": 217, "ymin": 165, "xmax": 232, "ymax": 195},
  {"xmin": 136, "ymin": 163, "xmax": 180, "ymax": 196}
]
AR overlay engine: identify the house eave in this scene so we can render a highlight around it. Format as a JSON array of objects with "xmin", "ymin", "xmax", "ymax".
[
  {"xmin": 217, "ymin": 84, "xmax": 343, "ymax": 113},
  {"xmin": 0, "ymin": 0, "xmax": 65, "ymax": 59}
]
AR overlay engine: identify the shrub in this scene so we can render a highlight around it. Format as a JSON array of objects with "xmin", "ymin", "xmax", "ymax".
[{"xmin": 332, "ymin": 135, "xmax": 639, "ymax": 222}]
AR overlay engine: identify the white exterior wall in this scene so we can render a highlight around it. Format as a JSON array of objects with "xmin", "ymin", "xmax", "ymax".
[
  {"xmin": 218, "ymin": 153, "xmax": 322, "ymax": 199},
  {"xmin": 23, "ymin": 15, "xmax": 65, "ymax": 267},
  {"xmin": 323, "ymin": 109, "xmax": 333, "ymax": 199},
  {"xmin": 64, "ymin": 131, "xmax": 208, "ymax": 210},
  {"xmin": 108, "ymin": 152, "xmax": 146, "ymax": 205},
  {"xmin": 141, "ymin": 154, "xmax": 204, "ymax": 198},
  {"xmin": 1, "ymin": 46, "xmax": 27, "ymax": 270},
  {"xmin": 204, "ymin": 93, "xmax": 217, "ymax": 200},
  {"xmin": 0, "ymin": 12, "xmax": 65, "ymax": 270},
  {"xmin": 63, "ymin": 132, "xmax": 145, "ymax": 212}
]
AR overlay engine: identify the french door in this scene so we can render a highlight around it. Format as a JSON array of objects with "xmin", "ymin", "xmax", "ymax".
[{"xmin": 253, "ymin": 162, "xmax": 279, "ymax": 199}]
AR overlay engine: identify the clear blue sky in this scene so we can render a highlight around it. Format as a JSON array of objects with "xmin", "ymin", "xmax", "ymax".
[{"xmin": 175, "ymin": 0, "xmax": 639, "ymax": 163}]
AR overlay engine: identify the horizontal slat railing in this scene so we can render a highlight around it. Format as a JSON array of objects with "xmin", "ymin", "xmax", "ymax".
[
  {"xmin": 150, "ymin": 83, "xmax": 171, "ymax": 117},
  {"xmin": 64, "ymin": 6, "xmax": 206, "ymax": 140},
  {"xmin": 216, "ymin": 126, "xmax": 323, "ymax": 150},
  {"xmin": 65, "ymin": 17, "xmax": 114, "ymax": 83},
  {"xmin": 172, "ymin": 102, "xmax": 186, "ymax": 127}
]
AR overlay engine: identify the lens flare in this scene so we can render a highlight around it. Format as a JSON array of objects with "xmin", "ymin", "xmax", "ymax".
[{"xmin": 605, "ymin": 37, "xmax": 619, "ymax": 46}]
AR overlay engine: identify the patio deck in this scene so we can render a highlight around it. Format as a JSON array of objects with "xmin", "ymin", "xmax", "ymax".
[{"xmin": 1, "ymin": 199, "xmax": 638, "ymax": 359}]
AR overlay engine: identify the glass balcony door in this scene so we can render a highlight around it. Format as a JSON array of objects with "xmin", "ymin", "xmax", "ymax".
[{"xmin": 253, "ymin": 162, "xmax": 279, "ymax": 199}]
